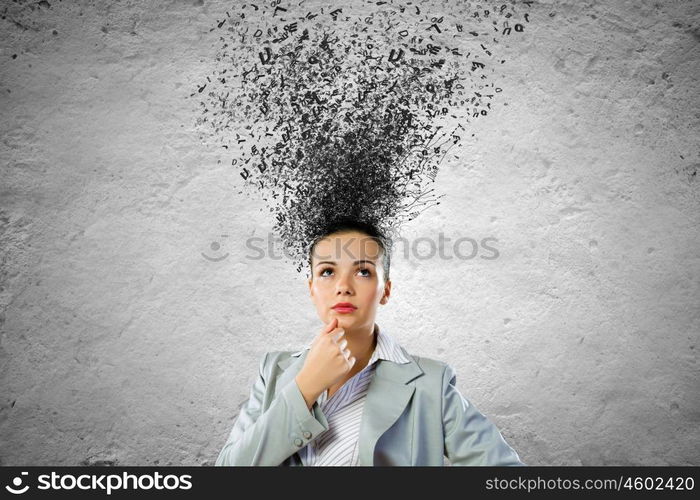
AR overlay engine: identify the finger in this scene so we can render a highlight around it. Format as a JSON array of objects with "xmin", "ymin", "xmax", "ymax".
[
  {"xmin": 323, "ymin": 317, "xmax": 338, "ymax": 334},
  {"xmin": 348, "ymin": 356, "xmax": 356, "ymax": 367},
  {"xmin": 337, "ymin": 338, "xmax": 348, "ymax": 351},
  {"xmin": 341, "ymin": 348, "xmax": 351, "ymax": 359},
  {"xmin": 331, "ymin": 329, "xmax": 345, "ymax": 342}
]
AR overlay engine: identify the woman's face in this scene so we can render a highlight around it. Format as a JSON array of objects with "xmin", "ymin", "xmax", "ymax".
[{"xmin": 308, "ymin": 230, "xmax": 391, "ymax": 332}]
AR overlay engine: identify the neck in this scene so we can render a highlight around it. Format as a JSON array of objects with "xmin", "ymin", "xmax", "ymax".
[{"xmin": 342, "ymin": 322, "xmax": 378, "ymax": 371}]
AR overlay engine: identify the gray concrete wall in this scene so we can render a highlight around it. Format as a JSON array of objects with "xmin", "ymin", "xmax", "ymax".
[{"xmin": 1, "ymin": 0, "xmax": 698, "ymax": 465}]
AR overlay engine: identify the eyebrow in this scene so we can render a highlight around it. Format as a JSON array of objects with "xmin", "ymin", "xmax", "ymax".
[{"xmin": 315, "ymin": 260, "xmax": 377, "ymax": 268}]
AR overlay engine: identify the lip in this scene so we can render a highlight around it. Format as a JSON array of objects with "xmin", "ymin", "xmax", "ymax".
[{"xmin": 332, "ymin": 302, "xmax": 357, "ymax": 313}]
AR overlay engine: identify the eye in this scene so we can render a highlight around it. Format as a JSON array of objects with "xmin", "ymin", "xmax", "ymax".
[
  {"xmin": 358, "ymin": 268, "xmax": 372, "ymax": 277},
  {"xmin": 318, "ymin": 267, "xmax": 372, "ymax": 278}
]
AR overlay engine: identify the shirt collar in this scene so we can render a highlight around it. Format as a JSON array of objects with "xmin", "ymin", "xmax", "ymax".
[{"xmin": 290, "ymin": 323, "xmax": 411, "ymax": 365}]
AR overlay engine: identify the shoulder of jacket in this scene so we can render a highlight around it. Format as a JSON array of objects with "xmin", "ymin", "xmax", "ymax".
[
  {"xmin": 407, "ymin": 353, "xmax": 450, "ymax": 380},
  {"xmin": 260, "ymin": 349, "xmax": 299, "ymax": 360},
  {"xmin": 258, "ymin": 350, "xmax": 297, "ymax": 376}
]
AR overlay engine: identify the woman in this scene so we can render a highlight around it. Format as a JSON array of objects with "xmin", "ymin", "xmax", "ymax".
[{"xmin": 215, "ymin": 218, "xmax": 524, "ymax": 466}]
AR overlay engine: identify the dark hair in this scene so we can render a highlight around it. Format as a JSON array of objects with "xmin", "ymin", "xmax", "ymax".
[{"xmin": 307, "ymin": 218, "xmax": 391, "ymax": 283}]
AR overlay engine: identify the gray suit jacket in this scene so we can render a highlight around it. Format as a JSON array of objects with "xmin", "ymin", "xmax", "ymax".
[{"xmin": 215, "ymin": 348, "xmax": 524, "ymax": 466}]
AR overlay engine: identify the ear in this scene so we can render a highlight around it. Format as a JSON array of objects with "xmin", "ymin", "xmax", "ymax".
[{"xmin": 379, "ymin": 279, "xmax": 391, "ymax": 305}]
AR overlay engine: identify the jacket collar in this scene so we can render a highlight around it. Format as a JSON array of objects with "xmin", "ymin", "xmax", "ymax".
[{"xmin": 274, "ymin": 323, "xmax": 423, "ymax": 466}]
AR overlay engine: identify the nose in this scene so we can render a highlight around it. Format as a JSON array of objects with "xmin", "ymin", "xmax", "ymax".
[{"xmin": 335, "ymin": 272, "xmax": 354, "ymax": 295}]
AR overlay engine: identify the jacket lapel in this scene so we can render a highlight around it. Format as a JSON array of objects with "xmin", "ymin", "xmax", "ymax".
[
  {"xmin": 357, "ymin": 356, "xmax": 423, "ymax": 465},
  {"xmin": 272, "ymin": 348, "xmax": 424, "ymax": 466}
]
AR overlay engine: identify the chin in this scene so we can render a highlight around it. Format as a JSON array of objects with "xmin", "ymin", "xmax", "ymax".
[{"xmin": 334, "ymin": 315, "xmax": 356, "ymax": 326}]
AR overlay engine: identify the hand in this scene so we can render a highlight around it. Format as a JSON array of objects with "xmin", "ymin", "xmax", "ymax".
[{"xmin": 295, "ymin": 317, "xmax": 356, "ymax": 409}]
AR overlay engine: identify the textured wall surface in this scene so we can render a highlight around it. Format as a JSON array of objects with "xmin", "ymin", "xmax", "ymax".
[{"xmin": 1, "ymin": 0, "xmax": 699, "ymax": 466}]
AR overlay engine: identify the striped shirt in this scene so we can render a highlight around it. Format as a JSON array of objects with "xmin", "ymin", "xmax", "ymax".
[{"xmin": 290, "ymin": 323, "xmax": 411, "ymax": 466}]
